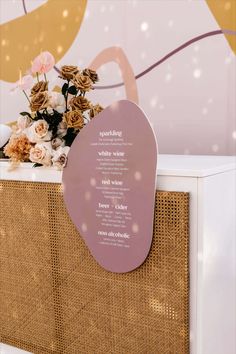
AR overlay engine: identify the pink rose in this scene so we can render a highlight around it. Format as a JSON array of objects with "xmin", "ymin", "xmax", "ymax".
[
  {"xmin": 12, "ymin": 74, "xmax": 34, "ymax": 91},
  {"xmin": 31, "ymin": 51, "xmax": 55, "ymax": 74}
]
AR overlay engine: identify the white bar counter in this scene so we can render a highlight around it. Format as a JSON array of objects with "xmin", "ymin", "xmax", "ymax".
[{"xmin": 1, "ymin": 154, "xmax": 236, "ymax": 354}]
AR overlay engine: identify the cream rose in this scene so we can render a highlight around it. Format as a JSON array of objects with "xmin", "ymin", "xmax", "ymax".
[
  {"xmin": 29, "ymin": 142, "xmax": 52, "ymax": 166},
  {"xmin": 51, "ymin": 137, "xmax": 65, "ymax": 150},
  {"xmin": 57, "ymin": 121, "xmax": 68, "ymax": 138},
  {"xmin": 26, "ymin": 119, "xmax": 52, "ymax": 143},
  {"xmin": 52, "ymin": 146, "xmax": 70, "ymax": 170},
  {"xmin": 17, "ymin": 115, "xmax": 31, "ymax": 132},
  {"xmin": 49, "ymin": 92, "xmax": 66, "ymax": 113}
]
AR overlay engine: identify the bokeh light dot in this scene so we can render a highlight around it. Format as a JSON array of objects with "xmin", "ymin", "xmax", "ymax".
[
  {"xmin": 150, "ymin": 97, "xmax": 158, "ymax": 108},
  {"xmin": 232, "ymin": 131, "xmax": 236, "ymax": 140},
  {"xmin": 115, "ymin": 90, "xmax": 121, "ymax": 97},
  {"xmin": 82, "ymin": 223, "xmax": 88, "ymax": 232},
  {"xmin": 225, "ymin": 56, "xmax": 232, "ymax": 64},
  {"xmin": 224, "ymin": 2, "xmax": 231, "ymax": 10},
  {"xmin": 134, "ymin": 171, "xmax": 142, "ymax": 181},
  {"xmin": 5, "ymin": 55, "xmax": 10, "ymax": 61},
  {"xmin": 57, "ymin": 46, "xmax": 63, "ymax": 54},
  {"xmin": 85, "ymin": 191, "xmax": 91, "ymax": 201},
  {"xmin": 132, "ymin": 223, "xmax": 139, "ymax": 233},
  {"xmin": 100, "ymin": 5, "xmax": 106, "ymax": 13},
  {"xmin": 202, "ymin": 107, "xmax": 208, "ymax": 115},
  {"xmin": 62, "ymin": 9, "xmax": 68, "ymax": 18},
  {"xmin": 193, "ymin": 68, "xmax": 202, "ymax": 79},
  {"xmin": 90, "ymin": 178, "xmax": 96, "ymax": 187},
  {"xmin": 212, "ymin": 144, "xmax": 219, "ymax": 152},
  {"xmin": 115, "ymin": 90, "xmax": 120, "ymax": 97},
  {"xmin": 165, "ymin": 73, "xmax": 172, "ymax": 82},
  {"xmin": 85, "ymin": 9, "xmax": 90, "ymax": 19},
  {"xmin": 141, "ymin": 51, "xmax": 147, "ymax": 60},
  {"xmin": 141, "ymin": 22, "xmax": 149, "ymax": 32}
]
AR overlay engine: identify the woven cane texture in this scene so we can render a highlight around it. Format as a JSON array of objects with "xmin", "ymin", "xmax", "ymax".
[{"xmin": 0, "ymin": 180, "xmax": 189, "ymax": 354}]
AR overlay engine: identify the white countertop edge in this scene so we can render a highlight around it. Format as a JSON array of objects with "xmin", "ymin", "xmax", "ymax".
[
  {"xmin": 0, "ymin": 155, "xmax": 235, "ymax": 183},
  {"xmin": 0, "ymin": 162, "xmax": 63, "ymax": 183}
]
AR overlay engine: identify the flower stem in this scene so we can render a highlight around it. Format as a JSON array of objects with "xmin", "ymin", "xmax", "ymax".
[
  {"xmin": 36, "ymin": 73, "xmax": 39, "ymax": 83},
  {"xmin": 23, "ymin": 90, "xmax": 31, "ymax": 104},
  {"xmin": 44, "ymin": 73, "xmax": 47, "ymax": 82},
  {"xmin": 65, "ymin": 80, "xmax": 70, "ymax": 111}
]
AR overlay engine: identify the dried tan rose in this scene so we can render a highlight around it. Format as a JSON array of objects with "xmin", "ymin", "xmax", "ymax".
[
  {"xmin": 63, "ymin": 110, "xmax": 84, "ymax": 130},
  {"xmin": 72, "ymin": 74, "xmax": 93, "ymax": 92},
  {"xmin": 83, "ymin": 68, "xmax": 99, "ymax": 83},
  {"xmin": 89, "ymin": 104, "xmax": 104, "ymax": 119},
  {"xmin": 60, "ymin": 65, "xmax": 79, "ymax": 80},
  {"xmin": 4, "ymin": 134, "xmax": 31, "ymax": 162},
  {"xmin": 69, "ymin": 96, "xmax": 91, "ymax": 112},
  {"xmin": 30, "ymin": 81, "xmax": 48, "ymax": 96},
  {"xmin": 30, "ymin": 91, "xmax": 49, "ymax": 112}
]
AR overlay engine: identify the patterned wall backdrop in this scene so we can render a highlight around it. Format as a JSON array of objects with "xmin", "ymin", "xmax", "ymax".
[{"xmin": 0, "ymin": 0, "xmax": 235, "ymax": 155}]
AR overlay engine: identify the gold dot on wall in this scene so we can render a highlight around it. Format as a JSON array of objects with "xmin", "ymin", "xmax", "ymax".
[
  {"xmin": 57, "ymin": 45, "xmax": 63, "ymax": 54},
  {"xmin": 1, "ymin": 39, "xmax": 6, "ymax": 46},
  {"xmin": 62, "ymin": 9, "xmax": 69, "ymax": 17},
  {"xmin": 224, "ymin": 1, "xmax": 231, "ymax": 10},
  {"xmin": 5, "ymin": 55, "xmax": 10, "ymax": 61},
  {"xmin": 39, "ymin": 33, "xmax": 45, "ymax": 42}
]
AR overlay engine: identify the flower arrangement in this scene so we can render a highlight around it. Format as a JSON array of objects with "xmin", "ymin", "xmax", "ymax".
[{"xmin": 3, "ymin": 51, "xmax": 103, "ymax": 169}]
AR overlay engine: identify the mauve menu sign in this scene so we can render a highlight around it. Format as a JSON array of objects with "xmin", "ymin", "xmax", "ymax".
[{"xmin": 63, "ymin": 100, "xmax": 157, "ymax": 273}]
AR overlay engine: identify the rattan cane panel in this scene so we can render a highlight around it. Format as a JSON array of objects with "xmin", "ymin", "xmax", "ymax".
[{"xmin": 0, "ymin": 180, "xmax": 189, "ymax": 354}]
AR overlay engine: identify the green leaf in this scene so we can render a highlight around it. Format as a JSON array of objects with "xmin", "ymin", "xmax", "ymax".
[
  {"xmin": 32, "ymin": 163, "xmax": 43, "ymax": 168},
  {"xmin": 62, "ymin": 83, "xmax": 69, "ymax": 96},
  {"xmin": 20, "ymin": 112, "xmax": 32, "ymax": 118},
  {"xmin": 68, "ymin": 85, "xmax": 78, "ymax": 95}
]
